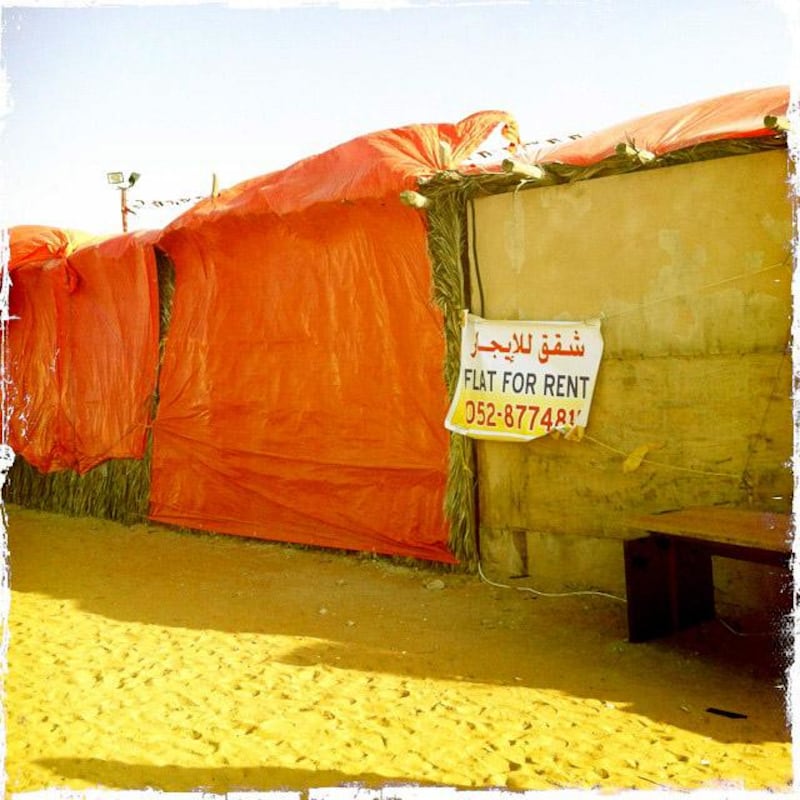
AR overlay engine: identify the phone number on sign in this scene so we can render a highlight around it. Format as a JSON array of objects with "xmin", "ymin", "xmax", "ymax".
[{"xmin": 464, "ymin": 401, "xmax": 577, "ymax": 432}]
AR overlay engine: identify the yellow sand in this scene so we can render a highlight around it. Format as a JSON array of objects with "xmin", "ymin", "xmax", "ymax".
[{"xmin": 4, "ymin": 506, "xmax": 792, "ymax": 794}]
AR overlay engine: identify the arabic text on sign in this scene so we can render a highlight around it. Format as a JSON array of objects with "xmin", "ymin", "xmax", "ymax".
[{"xmin": 470, "ymin": 329, "xmax": 586, "ymax": 364}]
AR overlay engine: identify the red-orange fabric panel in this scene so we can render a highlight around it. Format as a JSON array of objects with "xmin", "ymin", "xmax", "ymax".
[
  {"xmin": 9, "ymin": 225, "xmax": 97, "ymax": 268},
  {"xmin": 7, "ymin": 229, "xmax": 160, "ymax": 474},
  {"xmin": 150, "ymin": 113, "xmax": 516, "ymax": 562},
  {"xmin": 179, "ymin": 111, "xmax": 518, "ymax": 224},
  {"xmin": 151, "ymin": 202, "xmax": 454, "ymax": 561},
  {"xmin": 468, "ymin": 86, "xmax": 789, "ymax": 172},
  {"xmin": 543, "ymin": 85, "xmax": 789, "ymax": 165},
  {"xmin": 6, "ymin": 257, "xmax": 63, "ymax": 471}
]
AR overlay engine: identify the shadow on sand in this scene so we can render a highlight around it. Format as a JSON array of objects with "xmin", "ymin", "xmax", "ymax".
[
  {"xmin": 8, "ymin": 507, "xmax": 791, "ymax": 748},
  {"xmin": 34, "ymin": 757, "xmax": 458, "ymax": 794}
]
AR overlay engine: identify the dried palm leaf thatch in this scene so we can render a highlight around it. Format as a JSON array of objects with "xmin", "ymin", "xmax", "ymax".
[
  {"xmin": 153, "ymin": 247, "xmax": 176, "ymax": 411},
  {"xmin": 6, "ymin": 451, "xmax": 151, "ymax": 525},
  {"xmin": 426, "ymin": 134, "xmax": 788, "ymax": 200},
  {"xmin": 424, "ymin": 185, "xmax": 479, "ymax": 567},
  {"xmin": 5, "ymin": 247, "xmax": 177, "ymax": 525}
]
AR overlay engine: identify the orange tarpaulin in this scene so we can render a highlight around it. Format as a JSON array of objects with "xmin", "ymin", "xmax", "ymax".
[
  {"xmin": 543, "ymin": 85, "xmax": 789, "ymax": 165},
  {"xmin": 151, "ymin": 112, "xmax": 517, "ymax": 562},
  {"xmin": 7, "ymin": 227, "xmax": 160, "ymax": 474},
  {"xmin": 466, "ymin": 85, "xmax": 789, "ymax": 172},
  {"xmin": 8, "ymin": 224, "xmax": 98, "ymax": 268}
]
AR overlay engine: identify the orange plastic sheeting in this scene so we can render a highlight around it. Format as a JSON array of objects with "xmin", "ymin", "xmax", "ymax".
[
  {"xmin": 174, "ymin": 111, "xmax": 518, "ymax": 224},
  {"xmin": 478, "ymin": 86, "xmax": 788, "ymax": 171},
  {"xmin": 6, "ymin": 255, "xmax": 61, "ymax": 469},
  {"xmin": 151, "ymin": 113, "xmax": 515, "ymax": 562},
  {"xmin": 8, "ymin": 225, "xmax": 99, "ymax": 270},
  {"xmin": 152, "ymin": 203, "xmax": 453, "ymax": 562},
  {"xmin": 7, "ymin": 229, "xmax": 160, "ymax": 474}
]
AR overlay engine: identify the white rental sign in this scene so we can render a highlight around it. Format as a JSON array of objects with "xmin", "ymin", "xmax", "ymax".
[{"xmin": 445, "ymin": 313, "xmax": 604, "ymax": 441}]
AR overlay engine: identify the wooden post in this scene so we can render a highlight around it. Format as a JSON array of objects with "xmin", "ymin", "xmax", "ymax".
[{"xmin": 120, "ymin": 187, "xmax": 128, "ymax": 233}]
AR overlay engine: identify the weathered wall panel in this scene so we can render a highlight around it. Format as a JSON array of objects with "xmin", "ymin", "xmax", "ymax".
[{"xmin": 471, "ymin": 150, "xmax": 792, "ymax": 609}]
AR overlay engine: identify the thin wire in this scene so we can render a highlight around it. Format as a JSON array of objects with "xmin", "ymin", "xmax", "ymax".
[
  {"xmin": 478, "ymin": 559, "xmax": 627, "ymax": 603},
  {"xmin": 598, "ymin": 256, "xmax": 790, "ymax": 323},
  {"xmin": 717, "ymin": 616, "xmax": 772, "ymax": 638},
  {"xmin": 479, "ymin": 559, "xmax": 775, "ymax": 636},
  {"xmin": 464, "ymin": 209, "xmax": 789, "ymax": 333},
  {"xmin": 580, "ymin": 433, "xmax": 742, "ymax": 479},
  {"xmin": 741, "ymin": 343, "xmax": 790, "ymax": 482},
  {"xmin": 468, "ymin": 198, "xmax": 485, "ymax": 316}
]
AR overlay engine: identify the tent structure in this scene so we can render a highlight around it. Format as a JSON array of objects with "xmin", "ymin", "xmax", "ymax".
[
  {"xmin": 6, "ymin": 112, "xmax": 518, "ymax": 563},
  {"xmin": 4, "ymin": 86, "xmax": 789, "ymax": 569}
]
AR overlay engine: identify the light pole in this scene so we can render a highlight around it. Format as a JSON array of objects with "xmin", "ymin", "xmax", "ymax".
[{"xmin": 106, "ymin": 171, "xmax": 141, "ymax": 233}]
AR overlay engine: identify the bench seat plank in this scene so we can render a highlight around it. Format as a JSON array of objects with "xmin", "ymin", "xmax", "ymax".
[
  {"xmin": 626, "ymin": 507, "xmax": 791, "ymax": 554},
  {"xmin": 623, "ymin": 506, "xmax": 791, "ymax": 642}
]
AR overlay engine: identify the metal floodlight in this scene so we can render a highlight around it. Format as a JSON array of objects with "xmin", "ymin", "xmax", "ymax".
[
  {"xmin": 107, "ymin": 171, "xmax": 125, "ymax": 185},
  {"xmin": 128, "ymin": 172, "xmax": 141, "ymax": 187}
]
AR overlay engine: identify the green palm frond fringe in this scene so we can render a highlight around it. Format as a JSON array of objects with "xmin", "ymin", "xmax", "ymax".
[
  {"xmin": 424, "ymin": 185, "xmax": 479, "ymax": 568},
  {"xmin": 6, "ymin": 454, "xmax": 152, "ymax": 525}
]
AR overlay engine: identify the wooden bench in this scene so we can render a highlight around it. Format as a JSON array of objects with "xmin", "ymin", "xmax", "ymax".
[{"xmin": 623, "ymin": 506, "xmax": 792, "ymax": 643}]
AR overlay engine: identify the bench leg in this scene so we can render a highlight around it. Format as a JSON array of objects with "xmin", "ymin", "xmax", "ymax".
[
  {"xmin": 672, "ymin": 538, "xmax": 715, "ymax": 631},
  {"xmin": 624, "ymin": 536, "xmax": 673, "ymax": 642},
  {"xmin": 624, "ymin": 536, "xmax": 715, "ymax": 642}
]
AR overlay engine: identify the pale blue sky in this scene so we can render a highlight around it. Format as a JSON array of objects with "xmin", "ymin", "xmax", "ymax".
[{"xmin": 0, "ymin": 1, "xmax": 794, "ymax": 234}]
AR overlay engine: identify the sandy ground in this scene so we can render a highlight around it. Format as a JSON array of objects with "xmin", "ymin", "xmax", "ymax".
[{"xmin": 3, "ymin": 505, "xmax": 793, "ymax": 795}]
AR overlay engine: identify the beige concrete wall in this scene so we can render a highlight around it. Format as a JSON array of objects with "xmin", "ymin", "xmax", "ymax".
[{"xmin": 471, "ymin": 150, "xmax": 793, "ymax": 614}]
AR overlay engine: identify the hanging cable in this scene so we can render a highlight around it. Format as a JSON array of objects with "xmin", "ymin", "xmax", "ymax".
[
  {"xmin": 597, "ymin": 255, "xmax": 790, "ymax": 323},
  {"xmin": 477, "ymin": 559, "xmax": 626, "ymax": 603},
  {"xmin": 468, "ymin": 198, "xmax": 485, "ymax": 317},
  {"xmin": 740, "ymin": 340, "xmax": 790, "ymax": 490},
  {"xmin": 581, "ymin": 433, "xmax": 743, "ymax": 480}
]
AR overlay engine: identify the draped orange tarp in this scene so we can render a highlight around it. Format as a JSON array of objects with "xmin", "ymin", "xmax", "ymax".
[
  {"xmin": 8, "ymin": 224, "xmax": 99, "ymax": 267},
  {"xmin": 7, "ymin": 227, "xmax": 160, "ymax": 474},
  {"xmin": 468, "ymin": 85, "xmax": 789, "ymax": 172},
  {"xmin": 151, "ymin": 112, "xmax": 517, "ymax": 563}
]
